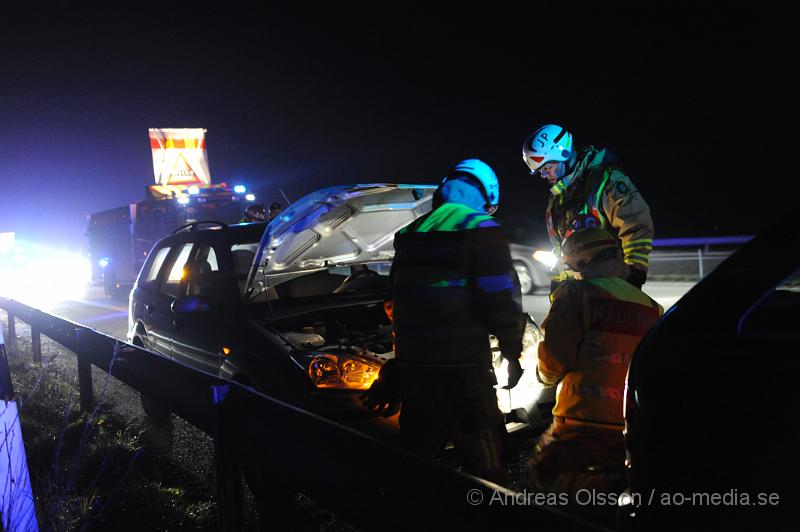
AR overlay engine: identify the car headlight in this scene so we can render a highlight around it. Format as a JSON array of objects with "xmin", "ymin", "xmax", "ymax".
[
  {"xmin": 532, "ymin": 250, "xmax": 558, "ymax": 269},
  {"xmin": 307, "ymin": 353, "xmax": 381, "ymax": 390}
]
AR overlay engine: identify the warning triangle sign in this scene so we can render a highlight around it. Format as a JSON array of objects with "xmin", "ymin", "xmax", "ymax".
[{"xmin": 165, "ymin": 153, "xmax": 203, "ymax": 185}]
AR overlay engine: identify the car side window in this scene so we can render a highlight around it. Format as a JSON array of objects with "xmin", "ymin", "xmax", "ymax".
[
  {"xmin": 187, "ymin": 245, "xmax": 222, "ymax": 298},
  {"xmin": 231, "ymin": 243, "xmax": 259, "ymax": 295},
  {"xmin": 144, "ymin": 246, "xmax": 171, "ymax": 284},
  {"xmin": 162, "ymin": 243, "xmax": 194, "ymax": 299}
]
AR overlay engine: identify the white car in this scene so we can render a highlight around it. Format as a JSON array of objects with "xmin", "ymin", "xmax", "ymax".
[{"xmin": 509, "ymin": 242, "xmax": 556, "ymax": 294}]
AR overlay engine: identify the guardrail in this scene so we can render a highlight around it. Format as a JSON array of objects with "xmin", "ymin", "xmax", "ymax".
[
  {"xmin": 651, "ymin": 235, "xmax": 754, "ymax": 279},
  {"xmin": 0, "ymin": 296, "xmax": 601, "ymax": 531}
]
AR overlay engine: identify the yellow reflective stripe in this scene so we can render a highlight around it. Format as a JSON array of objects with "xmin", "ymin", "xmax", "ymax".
[
  {"xmin": 623, "ymin": 239, "xmax": 653, "ymax": 250},
  {"xmin": 625, "ymin": 257, "xmax": 649, "ymax": 268},
  {"xmin": 587, "ymin": 277, "xmax": 653, "ymax": 306}
]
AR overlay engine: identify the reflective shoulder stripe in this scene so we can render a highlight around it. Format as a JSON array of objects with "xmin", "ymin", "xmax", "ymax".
[
  {"xmin": 585, "ymin": 277, "xmax": 654, "ymax": 307},
  {"xmin": 411, "ymin": 203, "xmax": 494, "ymax": 232},
  {"xmin": 415, "ymin": 204, "xmax": 469, "ymax": 232}
]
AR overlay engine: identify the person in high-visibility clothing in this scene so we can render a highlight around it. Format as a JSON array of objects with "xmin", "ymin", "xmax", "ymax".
[
  {"xmin": 522, "ymin": 124, "xmax": 654, "ymax": 289},
  {"xmin": 527, "ymin": 218, "xmax": 662, "ymax": 522},
  {"xmin": 364, "ymin": 159, "xmax": 526, "ymax": 484}
]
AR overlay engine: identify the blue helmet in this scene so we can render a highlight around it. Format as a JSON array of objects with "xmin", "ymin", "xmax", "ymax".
[{"xmin": 442, "ymin": 158, "xmax": 500, "ymax": 213}]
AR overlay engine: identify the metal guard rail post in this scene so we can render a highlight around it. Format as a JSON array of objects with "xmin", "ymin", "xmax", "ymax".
[{"xmin": 0, "ymin": 296, "xmax": 603, "ymax": 532}]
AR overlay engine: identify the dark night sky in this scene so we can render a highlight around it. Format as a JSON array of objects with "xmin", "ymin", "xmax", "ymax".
[{"xmin": 1, "ymin": 3, "xmax": 796, "ymax": 249}]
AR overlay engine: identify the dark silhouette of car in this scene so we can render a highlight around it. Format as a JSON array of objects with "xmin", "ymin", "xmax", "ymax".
[
  {"xmin": 618, "ymin": 208, "xmax": 799, "ymax": 531},
  {"xmin": 127, "ymin": 184, "xmax": 554, "ymax": 433}
]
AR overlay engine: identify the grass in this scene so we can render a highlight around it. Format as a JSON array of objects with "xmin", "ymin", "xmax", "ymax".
[
  {"xmin": 3, "ymin": 317, "xmax": 225, "ymax": 531},
  {"xmin": 2, "ymin": 313, "xmax": 357, "ymax": 531}
]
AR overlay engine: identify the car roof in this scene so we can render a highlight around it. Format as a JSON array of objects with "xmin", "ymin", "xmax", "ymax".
[{"xmin": 157, "ymin": 221, "xmax": 268, "ymax": 246}]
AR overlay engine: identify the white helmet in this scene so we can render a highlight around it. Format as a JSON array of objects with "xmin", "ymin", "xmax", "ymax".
[{"xmin": 522, "ymin": 124, "xmax": 574, "ymax": 173}]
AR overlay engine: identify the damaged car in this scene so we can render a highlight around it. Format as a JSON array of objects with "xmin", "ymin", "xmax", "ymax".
[{"xmin": 128, "ymin": 183, "xmax": 554, "ymax": 435}]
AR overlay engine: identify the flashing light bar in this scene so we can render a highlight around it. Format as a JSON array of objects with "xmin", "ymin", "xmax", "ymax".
[{"xmin": 234, "ymin": 185, "xmax": 247, "ymax": 194}]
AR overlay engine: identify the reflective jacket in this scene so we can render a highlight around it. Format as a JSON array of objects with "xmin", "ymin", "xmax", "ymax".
[
  {"xmin": 537, "ymin": 277, "xmax": 662, "ymax": 427},
  {"xmin": 390, "ymin": 202, "xmax": 524, "ymax": 367},
  {"xmin": 546, "ymin": 146, "xmax": 654, "ymax": 275}
]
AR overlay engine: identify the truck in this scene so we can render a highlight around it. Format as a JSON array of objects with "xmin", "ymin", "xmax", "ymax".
[{"xmin": 86, "ymin": 128, "xmax": 258, "ymax": 297}]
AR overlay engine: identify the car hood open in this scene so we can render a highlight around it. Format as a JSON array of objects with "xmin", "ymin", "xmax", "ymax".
[{"xmin": 246, "ymin": 183, "xmax": 436, "ymax": 291}]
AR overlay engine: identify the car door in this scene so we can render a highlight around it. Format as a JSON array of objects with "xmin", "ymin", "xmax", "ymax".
[
  {"xmin": 131, "ymin": 243, "xmax": 173, "ymax": 353},
  {"xmin": 170, "ymin": 242, "xmax": 235, "ymax": 373},
  {"xmin": 148, "ymin": 241, "xmax": 195, "ymax": 359}
]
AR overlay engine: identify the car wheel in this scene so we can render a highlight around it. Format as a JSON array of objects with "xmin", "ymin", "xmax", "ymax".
[{"xmin": 513, "ymin": 261, "xmax": 534, "ymax": 295}]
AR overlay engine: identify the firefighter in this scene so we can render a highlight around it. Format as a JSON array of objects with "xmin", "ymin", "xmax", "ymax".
[
  {"xmin": 364, "ymin": 159, "xmax": 526, "ymax": 485},
  {"xmin": 522, "ymin": 124, "xmax": 654, "ymax": 289},
  {"xmin": 240, "ymin": 204, "xmax": 267, "ymax": 223},
  {"xmin": 527, "ymin": 218, "xmax": 662, "ymax": 523}
]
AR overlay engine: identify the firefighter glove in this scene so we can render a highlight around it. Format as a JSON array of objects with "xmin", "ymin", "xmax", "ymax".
[
  {"xmin": 362, "ymin": 359, "xmax": 402, "ymax": 417},
  {"xmin": 504, "ymin": 357, "xmax": 524, "ymax": 390}
]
